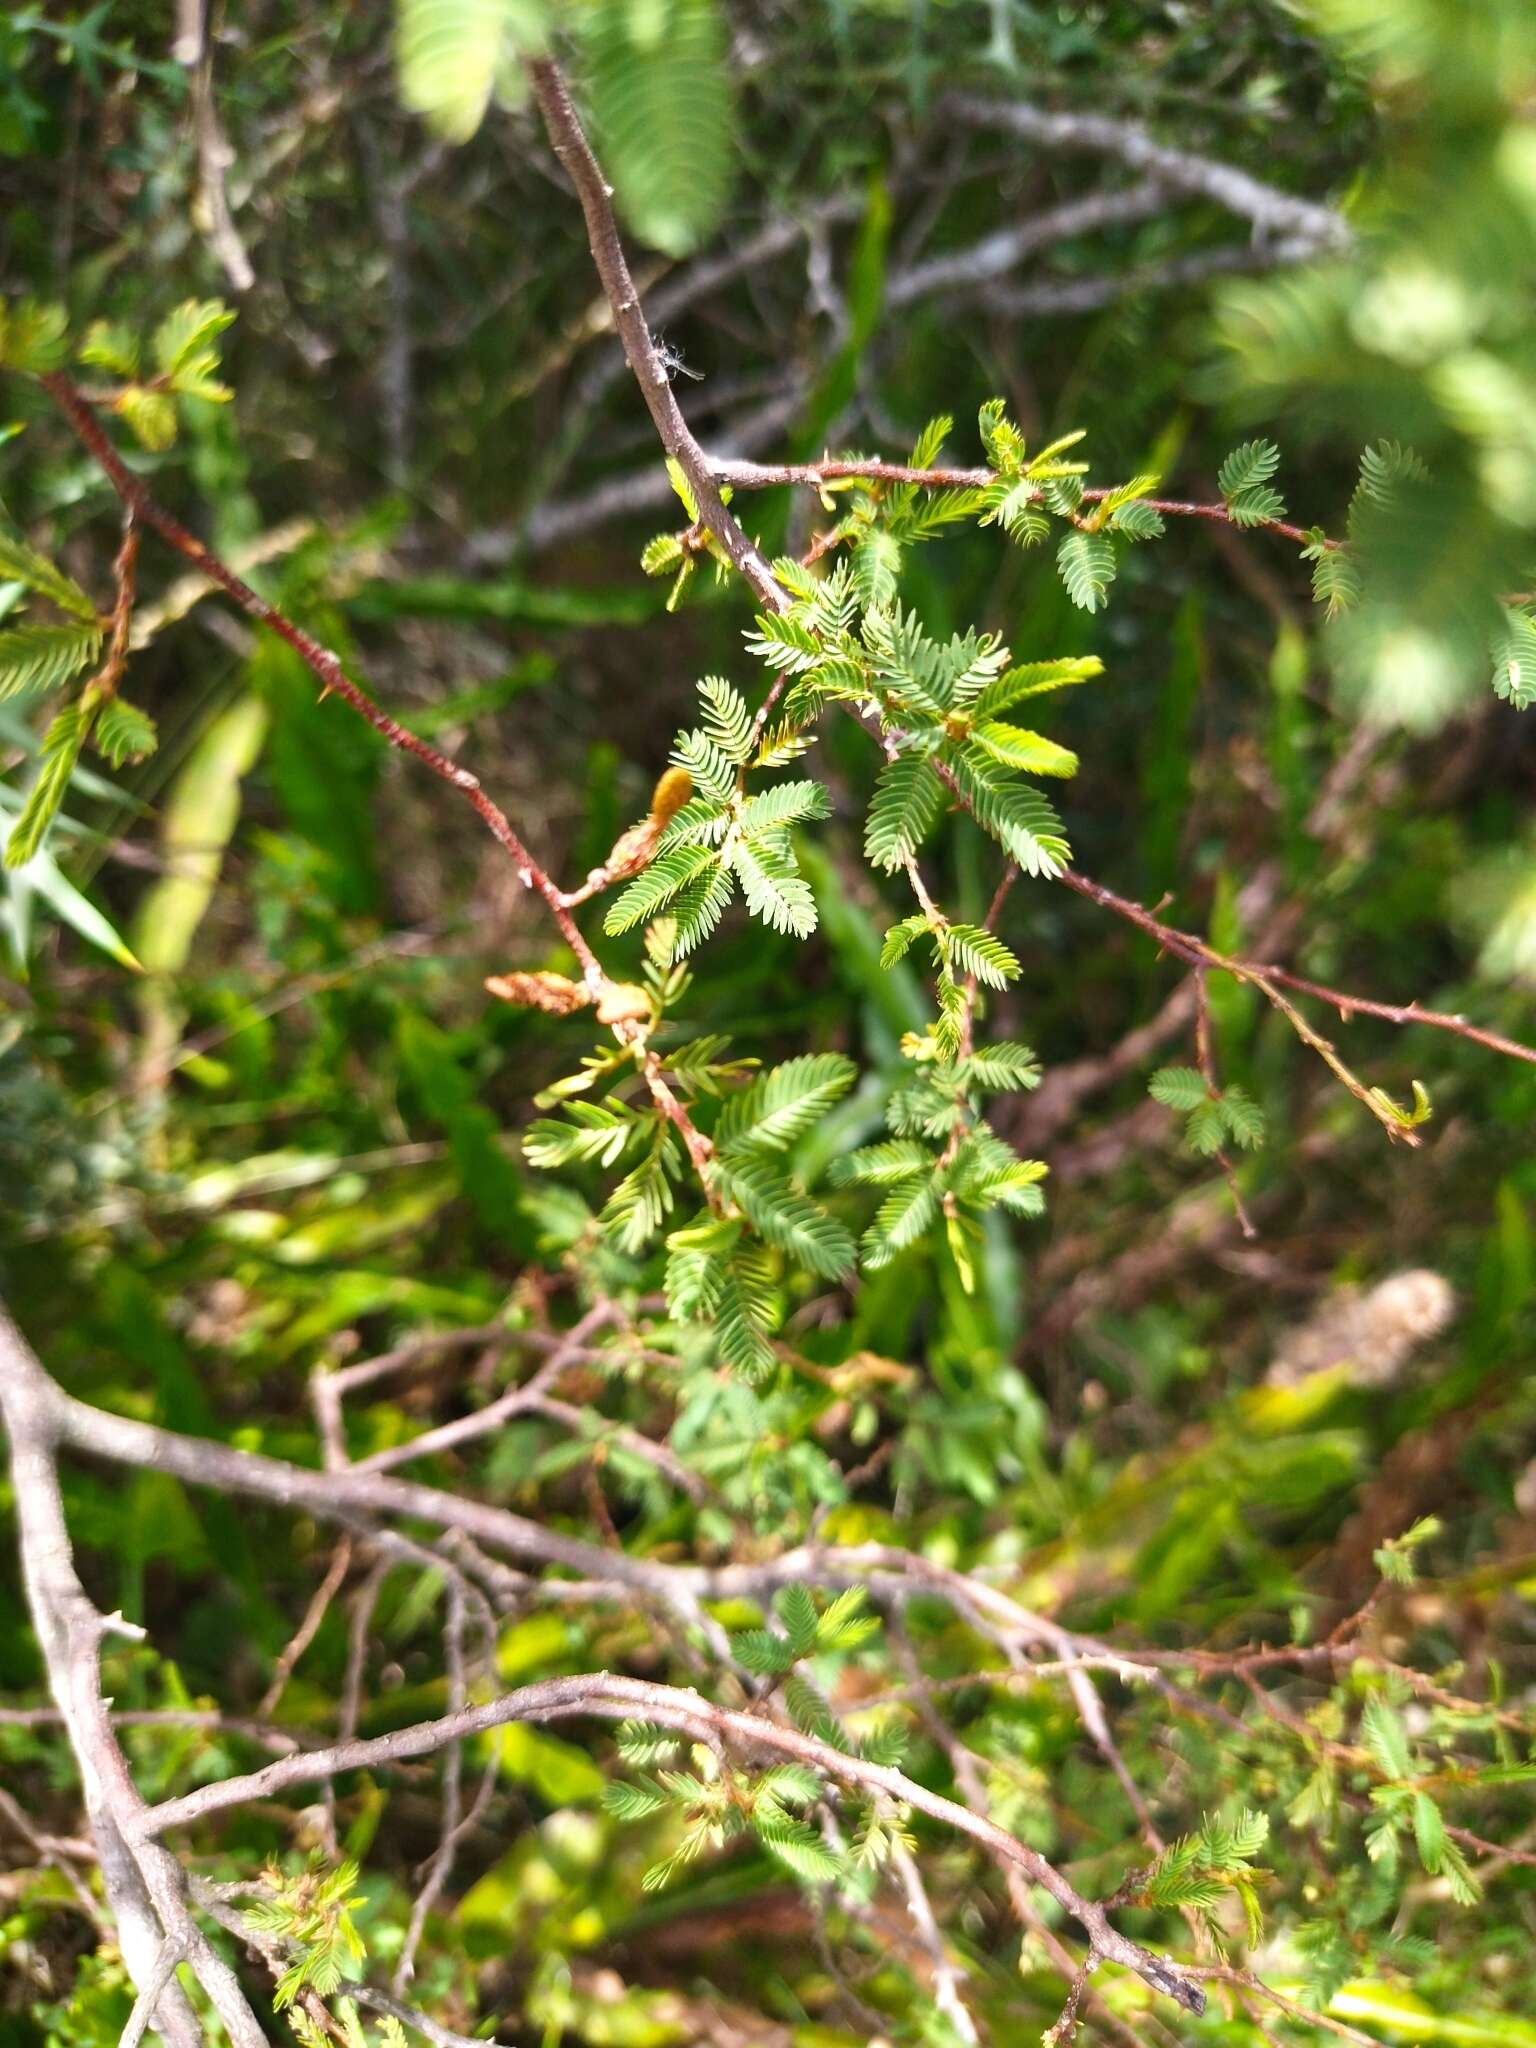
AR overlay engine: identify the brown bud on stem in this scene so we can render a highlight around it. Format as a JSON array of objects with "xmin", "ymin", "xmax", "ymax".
[
  {"xmin": 484, "ymin": 970, "xmax": 591, "ymax": 1015},
  {"xmin": 484, "ymin": 970, "xmax": 651, "ymax": 1029}
]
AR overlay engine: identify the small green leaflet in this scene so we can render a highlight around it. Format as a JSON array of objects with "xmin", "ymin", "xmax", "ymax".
[
  {"xmin": 1360, "ymin": 1696, "xmax": 1413, "ymax": 1782},
  {"xmin": 394, "ymin": 0, "xmax": 549, "ymax": 144},
  {"xmin": 0, "ymin": 530, "xmax": 98, "ymax": 624},
  {"xmin": 731, "ymin": 835, "xmax": 816, "ymax": 938},
  {"xmin": 940, "ymin": 921, "xmax": 1019, "ymax": 989},
  {"xmin": 1491, "ymin": 607, "xmax": 1536, "ymax": 710},
  {"xmin": 721, "ymin": 1154, "xmax": 855, "ymax": 1278},
  {"xmin": 0, "ymin": 622, "xmax": 102, "ymax": 702},
  {"xmin": 974, "ymin": 655, "xmax": 1103, "ymax": 716},
  {"xmin": 605, "ymin": 842, "xmax": 721, "ymax": 934},
  {"xmin": 0, "ymin": 298, "xmax": 68, "ymax": 374},
  {"xmin": 698, "ymin": 674, "xmax": 754, "ymax": 762},
  {"xmin": 1217, "ymin": 439, "xmax": 1286, "ymax": 527},
  {"xmin": 864, "ymin": 753, "xmax": 944, "ymax": 872},
  {"xmin": 1149, "ymin": 1067, "xmax": 1266, "ymax": 1155},
  {"xmin": 716, "ymin": 1053, "xmax": 856, "ymax": 1155},
  {"xmin": 880, "ymin": 913, "xmax": 929, "ymax": 968},
  {"xmin": 949, "ymin": 748, "xmax": 1070, "ymax": 875},
  {"xmin": 969, "ymin": 720, "xmax": 1078, "ymax": 777},
  {"xmin": 1304, "ymin": 531, "xmax": 1363, "ymax": 619},
  {"xmin": 1057, "ymin": 530, "xmax": 1116, "ymax": 612}
]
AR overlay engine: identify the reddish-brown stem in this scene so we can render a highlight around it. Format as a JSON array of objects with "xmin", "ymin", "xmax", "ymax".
[
  {"xmin": 1193, "ymin": 967, "xmax": 1258, "ymax": 1240},
  {"xmin": 94, "ymin": 511, "xmax": 140, "ymax": 698},
  {"xmin": 527, "ymin": 62, "xmax": 790, "ymax": 619},
  {"xmin": 1251, "ymin": 963, "xmax": 1536, "ymax": 1064},
  {"xmin": 1059, "ymin": 866, "xmax": 1536, "ymax": 1070},
  {"xmin": 711, "ymin": 457, "xmax": 1336, "ymax": 551},
  {"xmin": 661, "ymin": 402, "xmax": 1532, "ymax": 1109},
  {"xmin": 634, "ymin": 1038, "xmax": 715, "ymax": 1179},
  {"xmin": 43, "ymin": 375, "xmax": 605, "ymax": 987},
  {"xmin": 1090, "ymin": 491, "xmax": 1328, "ymax": 549},
  {"xmin": 1192, "ymin": 966, "xmax": 1217, "ymax": 1085},
  {"xmin": 525, "ymin": 58, "xmax": 1517, "ymax": 1160},
  {"xmin": 906, "ymin": 766, "xmax": 1533, "ymax": 1139},
  {"xmin": 38, "ymin": 373, "xmax": 720, "ymax": 1187}
]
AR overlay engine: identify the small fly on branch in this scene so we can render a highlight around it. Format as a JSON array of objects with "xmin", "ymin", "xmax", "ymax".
[{"xmin": 653, "ymin": 330, "xmax": 704, "ymax": 381}]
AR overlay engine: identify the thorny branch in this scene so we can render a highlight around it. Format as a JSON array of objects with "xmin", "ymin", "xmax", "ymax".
[
  {"xmin": 37, "ymin": 371, "xmax": 719, "ymax": 1189},
  {"xmin": 6, "ymin": 48, "xmax": 1533, "ymax": 2048},
  {"xmin": 37, "ymin": 109, "xmax": 1530, "ymax": 1218},
  {"xmin": 93, "ymin": 509, "xmax": 140, "ymax": 700},
  {"xmin": 38, "ymin": 379, "xmax": 600, "ymax": 971},
  {"xmin": 527, "ymin": 60, "xmax": 790, "ymax": 620},
  {"xmin": 1056, "ymin": 866, "xmax": 1536, "ymax": 1140},
  {"xmin": 712, "ymin": 451, "xmax": 1338, "ymax": 552},
  {"xmin": 513, "ymin": 72, "xmax": 1535, "ymax": 1123}
]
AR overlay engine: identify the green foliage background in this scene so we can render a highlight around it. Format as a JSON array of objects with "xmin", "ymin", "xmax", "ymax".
[{"xmin": 1, "ymin": 4, "xmax": 1535, "ymax": 2046}]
